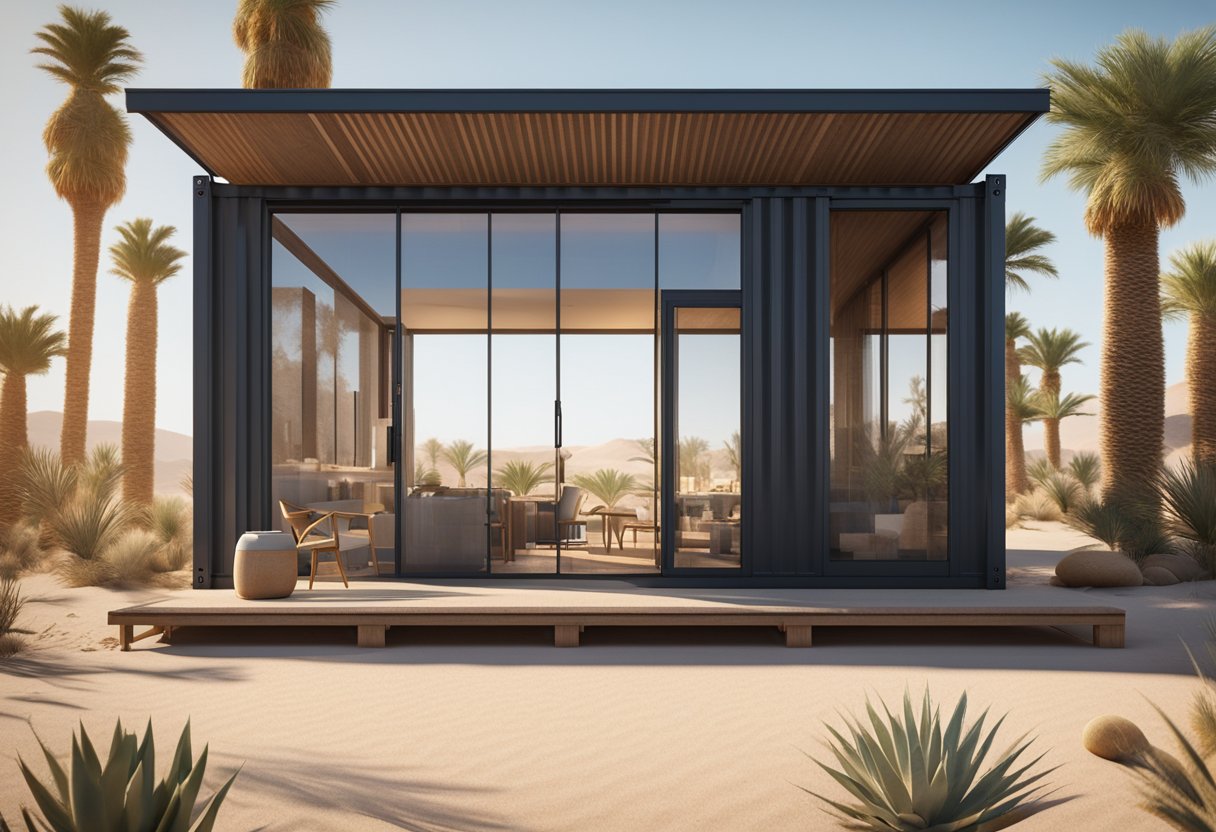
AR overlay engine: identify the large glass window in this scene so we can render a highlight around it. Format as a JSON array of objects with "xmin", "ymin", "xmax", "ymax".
[
  {"xmin": 401, "ymin": 214, "xmax": 489, "ymax": 573},
  {"xmin": 270, "ymin": 213, "xmax": 395, "ymax": 577},
  {"xmin": 829, "ymin": 211, "xmax": 948, "ymax": 562}
]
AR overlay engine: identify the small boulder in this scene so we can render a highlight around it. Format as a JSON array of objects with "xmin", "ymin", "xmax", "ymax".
[
  {"xmin": 1142, "ymin": 566, "xmax": 1180, "ymax": 586},
  {"xmin": 1055, "ymin": 549, "xmax": 1143, "ymax": 588},
  {"xmin": 1083, "ymin": 715, "xmax": 1150, "ymax": 762},
  {"xmin": 1141, "ymin": 553, "xmax": 1204, "ymax": 583}
]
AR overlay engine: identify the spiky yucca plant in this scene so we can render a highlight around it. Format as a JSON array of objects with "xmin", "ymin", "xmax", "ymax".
[
  {"xmin": 803, "ymin": 689, "xmax": 1055, "ymax": 832},
  {"xmin": 1041, "ymin": 472, "xmax": 1083, "ymax": 516},
  {"xmin": 16, "ymin": 719, "xmax": 237, "ymax": 832},
  {"xmin": 1026, "ymin": 458, "xmax": 1054, "ymax": 490},
  {"xmin": 1068, "ymin": 452, "xmax": 1102, "ymax": 493},
  {"xmin": 1159, "ymin": 462, "xmax": 1216, "ymax": 565}
]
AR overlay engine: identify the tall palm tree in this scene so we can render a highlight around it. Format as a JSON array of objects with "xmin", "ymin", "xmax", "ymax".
[
  {"xmin": 1162, "ymin": 241, "xmax": 1216, "ymax": 467},
  {"xmin": 1037, "ymin": 391, "xmax": 1096, "ymax": 469},
  {"xmin": 1005, "ymin": 313, "xmax": 1031, "ymax": 493},
  {"xmin": 442, "ymin": 440, "xmax": 487, "ymax": 488},
  {"xmin": 1005, "ymin": 213, "xmax": 1059, "ymax": 293},
  {"xmin": 422, "ymin": 437, "xmax": 444, "ymax": 474},
  {"xmin": 723, "ymin": 431, "xmax": 742, "ymax": 486},
  {"xmin": 233, "ymin": 0, "xmax": 334, "ymax": 89},
  {"xmin": 1006, "ymin": 376, "xmax": 1045, "ymax": 498},
  {"xmin": 1019, "ymin": 327, "xmax": 1090, "ymax": 468},
  {"xmin": 0, "ymin": 306, "xmax": 67, "ymax": 531},
  {"xmin": 1043, "ymin": 26, "xmax": 1216, "ymax": 505},
  {"xmin": 109, "ymin": 219, "xmax": 186, "ymax": 506},
  {"xmin": 32, "ymin": 7, "xmax": 142, "ymax": 466},
  {"xmin": 679, "ymin": 436, "xmax": 710, "ymax": 489}
]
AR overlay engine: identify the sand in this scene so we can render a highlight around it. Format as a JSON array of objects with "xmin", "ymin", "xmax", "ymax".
[{"xmin": 2, "ymin": 522, "xmax": 1213, "ymax": 831}]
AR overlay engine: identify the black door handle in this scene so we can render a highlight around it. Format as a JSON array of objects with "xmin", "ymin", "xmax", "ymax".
[
  {"xmin": 386, "ymin": 424, "xmax": 396, "ymax": 464},
  {"xmin": 555, "ymin": 400, "xmax": 563, "ymax": 448}
]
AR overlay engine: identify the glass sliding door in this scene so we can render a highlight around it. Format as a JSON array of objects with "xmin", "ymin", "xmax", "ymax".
[
  {"xmin": 828, "ymin": 210, "xmax": 949, "ymax": 563},
  {"xmin": 270, "ymin": 213, "xmax": 396, "ymax": 578},
  {"xmin": 400, "ymin": 214, "xmax": 489, "ymax": 574},
  {"xmin": 490, "ymin": 213, "xmax": 558, "ymax": 574},
  {"xmin": 662, "ymin": 297, "xmax": 743, "ymax": 570},
  {"xmin": 559, "ymin": 213, "xmax": 659, "ymax": 574}
]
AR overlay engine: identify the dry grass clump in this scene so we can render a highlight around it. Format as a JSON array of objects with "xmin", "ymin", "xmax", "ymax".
[
  {"xmin": 0, "ymin": 522, "xmax": 44, "ymax": 578},
  {"xmin": 1013, "ymin": 489, "xmax": 1063, "ymax": 522},
  {"xmin": 1006, "ymin": 502, "xmax": 1021, "ymax": 529},
  {"xmin": 17, "ymin": 445, "xmax": 192, "ymax": 588},
  {"xmin": 0, "ymin": 576, "xmax": 27, "ymax": 657}
]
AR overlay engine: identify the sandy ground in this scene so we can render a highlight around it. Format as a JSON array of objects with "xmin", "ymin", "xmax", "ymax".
[{"xmin": 1, "ymin": 522, "xmax": 1214, "ymax": 831}]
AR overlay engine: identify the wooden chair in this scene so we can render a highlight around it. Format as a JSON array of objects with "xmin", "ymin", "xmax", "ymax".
[
  {"xmin": 620, "ymin": 505, "xmax": 658, "ymax": 545},
  {"xmin": 555, "ymin": 487, "xmax": 588, "ymax": 546},
  {"xmin": 279, "ymin": 500, "xmax": 349, "ymax": 589}
]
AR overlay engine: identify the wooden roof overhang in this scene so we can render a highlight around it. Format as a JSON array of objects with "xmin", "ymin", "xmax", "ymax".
[{"xmin": 126, "ymin": 88, "xmax": 1048, "ymax": 188}]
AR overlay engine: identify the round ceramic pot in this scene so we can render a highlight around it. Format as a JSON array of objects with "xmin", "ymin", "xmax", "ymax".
[{"xmin": 234, "ymin": 531, "xmax": 297, "ymax": 600}]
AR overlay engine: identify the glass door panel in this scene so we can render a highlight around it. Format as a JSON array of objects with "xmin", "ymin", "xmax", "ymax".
[
  {"xmin": 490, "ymin": 213, "xmax": 558, "ymax": 574},
  {"xmin": 559, "ymin": 213, "xmax": 659, "ymax": 574},
  {"xmin": 400, "ymin": 213, "xmax": 489, "ymax": 574},
  {"xmin": 665, "ymin": 303, "xmax": 742, "ymax": 569},
  {"xmin": 269, "ymin": 213, "xmax": 396, "ymax": 579}
]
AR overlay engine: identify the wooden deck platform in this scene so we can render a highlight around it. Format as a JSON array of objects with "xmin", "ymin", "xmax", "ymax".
[{"xmin": 108, "ymin": 583, "xmax": 1126, "ymax": 649}]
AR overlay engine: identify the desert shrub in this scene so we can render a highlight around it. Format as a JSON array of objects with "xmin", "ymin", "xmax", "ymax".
[
  {"xmin": 17, "ymin": 446, "xmax": 76, "ymax": 529},
  {"xmin": 1005, "ymin": 503, "xmax": 1020, "ymax": 529},
  {"xmin": 0, "ymin": 523, "xmax": 43, "ymax": 579},
  {"xmin": 103, "ymin": 529, "xmax": 162, "ymax": 585},
  {"xmin": 802, "ymin": 688, "xmax": 1055, "ymax": 832},
  {"xmin": 50, "ymin": 494, "xmax": 132, "ymax": 561},
  {"xmin": 145, "ymin": 495, "xmax": 192, "ymax": 571},
  {"xmin": 0, "ymin": 576, "xmax": 25, "ymax": 635},
  {"xmin": 1068, "ymin": 451, "xmax": 1102, "ymax": 493},
  {"xmin": 1014, "ymin": 489, "xmax": 1062, "ymax": 522},
  {"xmin": 1159, "ymin": 462, "xmax": 1216, "ymax": 572},
  {"xmin": 1066, "ymin": 497, "xmax": 1172, "ymax": 564},
  {"xmin": 57, "ymin": 557, "xmax": 115, "ymax": 588},
  {"xmin": 1027, "ymin": 457, "xmax": 1054, "ymax": 489},
  {"xmin": 77, "ymin": 442, "xmax": 123, "ymax": 501},
  {"xmin": 14, "ymin": 718, "xmax": 238, "ymax": 832},
  {"xmin": 1042, "ymin": 472, "xmax": 1083, "ymax": 515}
]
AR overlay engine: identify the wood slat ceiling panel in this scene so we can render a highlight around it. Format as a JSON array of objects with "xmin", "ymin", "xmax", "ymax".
[{"xmin": 155, "ymin": 110, "xmax": 1030, "ymax": 187}]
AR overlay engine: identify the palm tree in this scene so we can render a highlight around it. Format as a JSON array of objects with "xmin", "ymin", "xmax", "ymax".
[
  {"xmin": 1037, "ymin": 391, "xmax": 1096, "ymax": 469},
  {"xmin": 1006, "ymin": 376, "xmax": 1045, "ymax": 498},
  {"xmin": 571, "ymin": 469, "xmax": 638, "ymax": 510},
  {"xmin": 1005, "ymin": 213, "xmax": 1059, "ymax": 293},
  {"xmin": 109, "ymin": 219, "xmax": 186, "ymax": 506},
  {"xmin": 421, "ymin": 437, "xmax": 444, "ymax": 476},
  {"xmin": 32, "ymin": 7, "xmax": 142, "ymax": 465},
  {"xmin": 0, "ymin": 307, "xmax": 67, "ymax": 531},
  {"xmin": 1019, "ymin": 328, "xmax": 1090, "ymax": 468},
  {"xmin": 494, "ymin": 459, "xmax": 553, "ymax": 496},
  {"xmin": 723, "ymin": 431, "xmax": 742, "ymax": 486},
  {"xmin": 442, "ymin": 440, "xmax": 487, "ymax": 487},
  {"xmin": 1005, "ymin": 313, "xmax": 1031, "ymax": 493},
  {"xmin": 233, "ymin": 0, "xmax": 334, "ymax": 89},
  {"xmin": 1043, "ymin": 26, "xmax": 1216, "ymax": 505},
  {"xmin": 1162, "ymin": 241, "xmax": 1216, "ymax": 467},
  {"xmin": 679, "ymin": 436, "xmax": 710, "ymax": 489}
]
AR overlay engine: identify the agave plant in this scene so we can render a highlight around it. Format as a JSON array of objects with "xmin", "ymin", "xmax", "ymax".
[
  {"xmin": 802, "ymin": 688, "xmax": 1055, "ymax": 832},
  {"xmin": 494, "ymin": 459, "xmax": 553, "ymax": 497},
  {"xmin": 16, "ymin": 718, "xmax": 237, "ymax": 832},
  {"xmin": 1068, "ymin": 452, "xmax": 1101, "ymax": 493}
]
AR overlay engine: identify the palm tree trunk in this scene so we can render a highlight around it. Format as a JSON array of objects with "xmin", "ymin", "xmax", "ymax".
[
  {"xmin": 1100, "ymin": 222, "xmax": 1165, "ymax": 507},
  {"xmin": 0, "ymin": 372, "xmax": 29, "ymax": 531},
  {"xmin": 60, "ymin": 199, "xmax": 106, "ymax": 466},
  {"xmin": 1005, "ymin": 338, "xmax": 1029, "ymax": 497},
  {"xmin": 121, "ymin": 281, "xmax": 158, "ymax": 506},
  {"xmin": 1042, "ymin": 369, "xmax": 1061, "ymax": 468},
  {"xmin": 1190, "ymin": 313, "xmax": 1216, "ymax": 468},
  {"xmin": 1043, "ymin": 419, "xmax": 1062, "ymax": 469}
]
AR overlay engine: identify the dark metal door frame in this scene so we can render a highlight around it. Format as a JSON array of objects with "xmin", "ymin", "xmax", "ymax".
[{"xmin": 660, "ymin": 289, "xmax": 747, "ymax": 576}]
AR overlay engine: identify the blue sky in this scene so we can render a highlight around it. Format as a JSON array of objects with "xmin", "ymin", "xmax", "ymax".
[{"xmin": 2, "ymin": 0, "xmax": 1215, "ymax": 438}]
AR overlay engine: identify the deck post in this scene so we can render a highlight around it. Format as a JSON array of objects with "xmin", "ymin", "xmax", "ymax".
[
  {"xmin": 119, "ymin": 624, "xmax": 132, "ymax": 652},
  {"xmin": 554, "ymin": 624, "xmax": 580, "ymax": 647},
  {"xmin": 357, "ymin": 625, "xmax": 387, "ymax": 647},
  {"xmin": 784, "ymin": 624, "xmax": 812, "ymax": 647},
  {"xmin": 1093, "ymin": 623, "xmax": 1125, "ymax": 648}
]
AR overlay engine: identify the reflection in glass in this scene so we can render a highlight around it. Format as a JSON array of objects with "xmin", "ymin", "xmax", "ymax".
[
  {"xmin": 829, "ymin": 211, "xmax": 949, "ymax": 562},
  {"xmin": 672, "ymin": 307, "xmax": 742, "ymax": 569},
  {"xmin": 489, "ymin": 214, "xmax": 558, "ymax": 573},
  {"xmin": 659, "ymin": 213, "xmax": 742, "ymax": 290},
  {"xmin": 401, "ymin": 214, "xmax": 488, "ymax": 573},
  {"xmin": 270, "ymin": 213, "xmax": 395, "ymax": 579},
  {"xmin": 560, "ymin": 213, "xmax": 659, "ymax": 573}
]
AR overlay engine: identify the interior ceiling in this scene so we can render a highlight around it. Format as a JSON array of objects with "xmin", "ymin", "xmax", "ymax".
[
  {"xmin": 135, "ymin": 92, "xmax": 1042, "ymax": 187},
  {"xmin": 830, "ymin": 211, "xmax": 934, "ymax": 318}
]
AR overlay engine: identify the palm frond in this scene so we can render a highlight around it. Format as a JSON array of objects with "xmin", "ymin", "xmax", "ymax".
[
  {"xmin": 1162, "ymin": 241, "xmax": 1216, "ymax": 321},
  {"xmin": 109, "ymin": 218, "xmax": 186, "ymax": 286},
  {"xmin": 0, "ymin": 306, "xmax": 67, "ymax": 377},
  {"xmin": 1006, "ymin": 212, "xmax": 1058, "ymax": 292}
]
